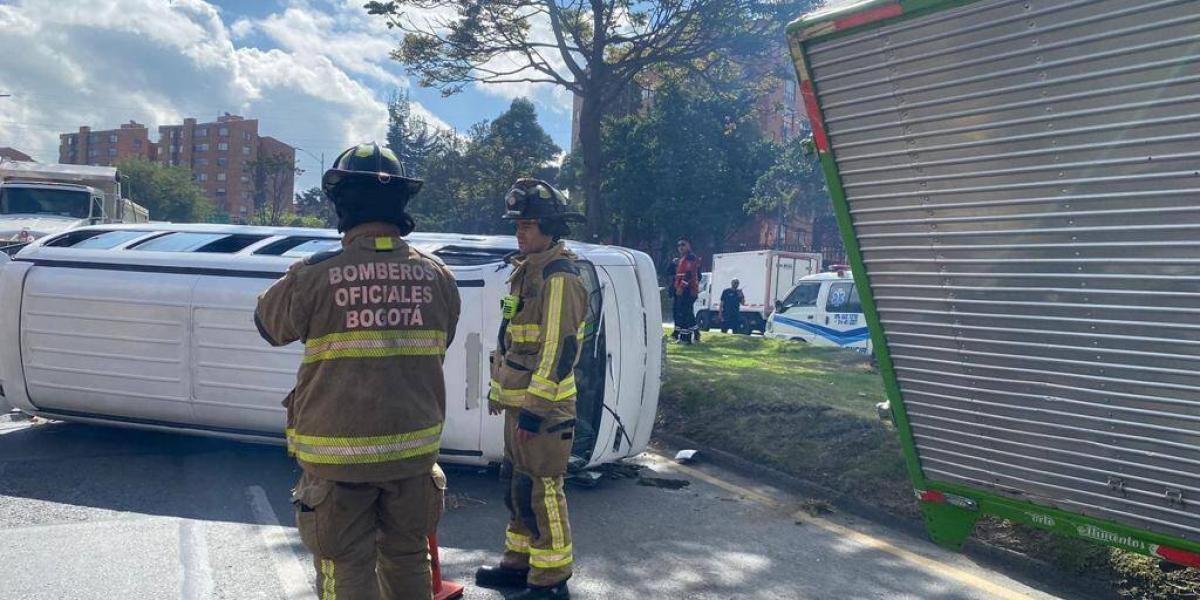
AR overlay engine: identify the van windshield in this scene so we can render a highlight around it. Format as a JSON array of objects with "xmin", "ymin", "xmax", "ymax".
[
  {"xmin": 782, "ymin": 282, "xmax": 821, "ymax": 307},
  {"xmin": 0, "ymin": 187, "xmax": 91, "ymax": 219}
]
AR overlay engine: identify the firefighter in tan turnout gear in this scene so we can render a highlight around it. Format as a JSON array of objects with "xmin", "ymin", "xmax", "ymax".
[
  {"xmin": 475, "ymin": 179, "xmax": 586, "ymax": 599},
  {"xmin": 255, "ymin": 142, "xmax": 461, "ymax": 600}
]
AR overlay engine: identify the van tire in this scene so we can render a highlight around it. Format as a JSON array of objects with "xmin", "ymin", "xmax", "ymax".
[{"xmin": 696, "ymin": 311, "xmax": 712, "ymax": 331}]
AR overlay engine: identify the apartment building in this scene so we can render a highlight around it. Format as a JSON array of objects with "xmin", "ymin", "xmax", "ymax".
[
  {"xmin": 62, "ymin": 114, "xmax": 294, "ymax": 221},
  {"xmin": 59, "ymin": 121, "xmax": 157, "ymax": 167}
]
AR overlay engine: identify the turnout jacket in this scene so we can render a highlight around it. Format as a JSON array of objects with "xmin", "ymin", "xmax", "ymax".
[
  {"xmin": 489, "ymin": 242, "xmax": 588, "ymax": 432},
  {"xmin": 255, "ymin": 225, "xmax": 461, "ymax": 482}
]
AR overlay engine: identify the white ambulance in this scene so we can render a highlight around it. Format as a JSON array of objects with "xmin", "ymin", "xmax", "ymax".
[{"xmin": 764, "ymin": 267, "xmax": 872, "ymax": 353}]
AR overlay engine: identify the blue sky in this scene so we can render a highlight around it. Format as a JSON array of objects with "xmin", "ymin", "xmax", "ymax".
[{"xmin": 0, "ymin": 0, "xmax": 574, "ymax": 191}]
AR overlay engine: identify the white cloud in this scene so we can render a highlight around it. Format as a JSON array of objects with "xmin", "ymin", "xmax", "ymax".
[{"xmin": 0, "ymin": 0, "xmax": 450, "ymax": 194}]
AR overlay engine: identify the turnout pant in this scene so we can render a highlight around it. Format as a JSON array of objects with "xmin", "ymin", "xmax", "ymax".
[
  {"xmin": 501, "ymin": 409, "xmax": 574, "ymax": 587},
  {"xmin": 293, "ymin": 467, "xmax": 447, "ymax": 600},
  {"xmin": 672, "ymin": 292, "xmax": 697, "ymax": 331}
]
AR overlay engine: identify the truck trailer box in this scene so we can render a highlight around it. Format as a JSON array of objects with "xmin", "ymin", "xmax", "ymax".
[
  {"xmin": 789, "ymin": 0, "xmax": 1200, "ymax": 567},
  {"xmin": 700, "ymin": 250, "xmax": 821, "ymax": 332}
]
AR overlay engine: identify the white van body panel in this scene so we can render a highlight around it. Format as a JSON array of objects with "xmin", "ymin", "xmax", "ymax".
[{"xmin": 0, "ymin": 224, "xmax": 661, "ymax": 468}]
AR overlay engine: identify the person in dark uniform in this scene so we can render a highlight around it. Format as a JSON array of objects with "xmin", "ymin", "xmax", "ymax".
[{"xmin": 719, "ymin": 278, "xmax": 746, "ymax": 334}]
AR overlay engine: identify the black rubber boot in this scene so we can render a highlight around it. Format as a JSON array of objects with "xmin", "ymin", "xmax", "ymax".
[
  {"xmin": 510, "ymin": 581, "xmax": 570, "ymax": 599},
  {"xmin": 474, "ymin": 565, "xmax": 529, "ymax": 589}
]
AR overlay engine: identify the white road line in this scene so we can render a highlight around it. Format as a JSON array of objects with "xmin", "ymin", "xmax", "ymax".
[
  {"xmin": 0, "ymin": 423, "xmax": 30, "ymax": 435},
  {"xmin": 179, "ymin": 519, "xmax": 214, "ymax": 600},
  {"xmin": 247, "ymin": 485, "xmax": 318, "ymax": 600}
]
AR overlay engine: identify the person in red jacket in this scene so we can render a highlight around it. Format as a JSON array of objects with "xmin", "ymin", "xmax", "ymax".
[{"xmin": 667, "ymin": 237, "xmax": 702, "ymax": 343}]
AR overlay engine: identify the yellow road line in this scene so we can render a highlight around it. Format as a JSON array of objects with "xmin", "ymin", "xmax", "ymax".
[{"xmin": 649, "ymin": 455, "xmax": 1036, "ymax": 600}]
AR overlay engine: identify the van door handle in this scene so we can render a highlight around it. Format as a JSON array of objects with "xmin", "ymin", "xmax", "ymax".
[
  {"xmin": 825, "ymin": 316, "xmax": 830, "ymax": 325},
  {"xmin": 807, "ymin": 315, "xmax": 814, "ymax": 321}
]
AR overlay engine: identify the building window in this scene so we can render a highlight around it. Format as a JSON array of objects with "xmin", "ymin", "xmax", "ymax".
[
  {"xmin": 240, "ymin": 174, "xmax": 249, "ymax": 183},
  {"xmin": 217, "ymin": 142, "xmax": 229, "ymax": 151},
  {"xmin": 216, "ymin": 157, "xmax": 227, "ymax": 168},
  {"xmin": 109, "ymin": 134, "xmax": 118, "ymax": 143},
  {"xmin": 216, "ymin": 173, "xmax": 226, "ymax": 182},
  {"xmin": 89, "ymin": 134, "xmax": 98, "ymax": 143},
  {"xmin": 88, "ymin": 148, "xmax": 98, "ymax": 157},
  {"xmin": 219, "ymin": 127, "xmax": 229, "ymax": 137},
  {"xmin": 196, "ymin": 158, "xmax": 208, "ymax": 167},
  {"xmin": 133, "ymin": 139, "xmax": 142, "ymax": 149},
  {"xmin": 68, "ymin": 135, "xmax": 76, "ymax": 145},
  {"xmin": 243, "ymin": 131, "xmax": 251, "ymax": 141},
  {"xmin": 216, "ymin": 188, "xmax": 227, "ymax": 197},
  {"xmin": 107, "ymin": 148, "xmax": 117, "ymax": 156},
  {"xmin": 196, "ymin": 128, "xmax": 208, "ymax": 137},
  {"xmin": 241, "ymin": 146, "xmax": 251, "ymax": 156},
  {"xmin": 194, "ymin": 143, "xmax": 209, "ymax": 153},
  {"xmin": 198, "ymin": 173, "xmax": 208, "ymax": 182}
]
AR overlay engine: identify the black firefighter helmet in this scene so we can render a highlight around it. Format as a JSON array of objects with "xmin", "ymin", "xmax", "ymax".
[
  {"xmin": 502, "ymin": 178, "xmax": 584, "ymax": 225},
  {"xmin": 322, "ymin": 142, "xmax": 423, "ymax": 233}
]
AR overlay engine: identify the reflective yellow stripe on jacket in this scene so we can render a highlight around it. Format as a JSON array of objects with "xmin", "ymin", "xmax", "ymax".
[
  {"xmin": 534, "ymin": 277, "xmax": 565, "ymax": 380},
  {"xmin": 291, "ymin": 423, "xmax": 443, "ymax": 464},
  {"xmin": 508, "ymin": 324, "xmax": 541, "ymax": 343},
  {"xmin": 528, "ymin": 374, "xmax": 576, "ymax": 401},
  {"xmin": 489, "ymin": 380, "xmax": 526, "ymax": 407},
  {"xmin": 303, "ymin": 330, "xmax": 447, "ymax": 364}
]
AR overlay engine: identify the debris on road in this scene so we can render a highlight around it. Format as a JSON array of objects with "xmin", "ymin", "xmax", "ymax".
[
  {"xmin": 597, "ymin": 461, "xmax": 643, "ymax": 480},
  {"xmin": 800, "ymin": 499, "xmax": 834, "ymax": 516},
  {"xmin": 445, "ymin": 493, "xmax": 488, "ymax": 510},
  {"xmin": 567, "ymin": 470, "xmax": 604, "ymax": 488},
  {"xmin": 637, "ymin": 476, "xmax": 691, "ymax": 490},
  {"xmin": 875, "ymin": 401, "xmax": 892, "ymax": 424},
  {"xmin": 674, "ymin": 449, "xmax": 699, "ymax": 464}
]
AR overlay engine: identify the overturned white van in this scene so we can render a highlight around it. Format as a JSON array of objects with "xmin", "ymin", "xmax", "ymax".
[{"xmin": 0, "ymin": 224, "xmax": 663, "ymax": 469}]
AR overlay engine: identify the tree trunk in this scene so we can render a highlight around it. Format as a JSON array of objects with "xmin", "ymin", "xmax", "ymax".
[{"xmin": 578, "ymin": 92, "xmax": 607, "ymax": 243}]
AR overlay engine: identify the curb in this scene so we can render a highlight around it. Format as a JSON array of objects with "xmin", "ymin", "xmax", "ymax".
[{"xmin": 652, "ymin": 431, "xmax": 1116, "ymax": 600}]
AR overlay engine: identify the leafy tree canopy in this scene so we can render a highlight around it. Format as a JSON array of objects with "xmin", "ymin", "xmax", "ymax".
[{"xmin": 116, "ymin": 157, "xmax": 213, "ymax": 223}]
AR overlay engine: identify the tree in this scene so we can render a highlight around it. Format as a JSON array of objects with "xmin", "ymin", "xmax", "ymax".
[
  {"xmin": 366, "ymin": 0, "xmax": 804, "ymax": 241},
  {"xmin": 386, "ymin": 89, "xmax": 442, "ymax": 176},
  {"xmin": 116, "ymin": 157, "xmax": 213, "ymax": 222},
  {"xmin": 250, "ymin": 153, "xmax": 301, "ymax": 226},
  {"xmin": 746, "ymin": 135, "xmax": 831, "ymax": 248},
  {"xmin": 599, "ymin": 80, "xmax": 774, "ymax": 263},
  {"xmin": 408, "ymin": 98, "xmax": 561, "ymax": 234},
  {"xmin": 295, "ymin": 186, "xmax": 336, "ymax": 228}
]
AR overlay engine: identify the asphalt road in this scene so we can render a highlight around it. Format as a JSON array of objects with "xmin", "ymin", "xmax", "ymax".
[{"xmin": 0, "ymin": 417, "xmax": 1078, "ymax": 600}]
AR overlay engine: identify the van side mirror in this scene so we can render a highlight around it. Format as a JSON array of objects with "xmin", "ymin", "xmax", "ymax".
[{"xmin": 775, "ymin": 300, "xmax": 784, "ymax": 312}]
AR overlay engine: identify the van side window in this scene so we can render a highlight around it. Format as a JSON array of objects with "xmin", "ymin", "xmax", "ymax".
[
  {"xmin": 826, "ymin": 282, "xmax": 862, "ymax": 313},
  {"xmin": 129, "ymin": 232, "xmax": 267, "ymax": 253},
  {"xmin": 783, "ymin": 282, "xmax": 821, "ymax": 307},
  {"xmin": 44, "ymin": 230, "xmax": 153, "ymax": 249}
]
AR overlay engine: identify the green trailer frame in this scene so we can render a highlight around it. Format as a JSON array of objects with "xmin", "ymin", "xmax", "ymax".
[{"xmin": 787, "ymin": 0, "xmax": 1200, "ymax": 568}]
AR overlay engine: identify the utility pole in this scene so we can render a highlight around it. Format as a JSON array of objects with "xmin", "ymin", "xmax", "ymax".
[{"xmin": 295, "ymin": 147, "xmax": 324, "ymax": 175}]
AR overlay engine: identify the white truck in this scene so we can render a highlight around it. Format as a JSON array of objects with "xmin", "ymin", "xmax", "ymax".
[
  {"xmin": 788, "ymin": 0, "xmax": 1200, "ymax": 566},
  {"xmin": 0, "ymin": 160, "xmax": 150, "ymax": 254},
  {"xmin": 697, "ymin": 250, "xmax": 821, "ymax": 333}
]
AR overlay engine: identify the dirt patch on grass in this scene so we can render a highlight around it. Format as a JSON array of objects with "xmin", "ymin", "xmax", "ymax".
[{"xmin": 657, "ymin": 332, "xmax": 1200, "ymax": 598}]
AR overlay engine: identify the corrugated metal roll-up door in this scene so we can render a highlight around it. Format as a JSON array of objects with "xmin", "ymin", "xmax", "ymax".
[{"xmin": 806, "ymin": 0, "xmax": 1200, "ymax": 542}]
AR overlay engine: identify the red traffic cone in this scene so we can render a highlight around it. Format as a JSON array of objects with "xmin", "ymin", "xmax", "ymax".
[{"xmin": 430, "ymin": 534, "xmax": 465, "ymax": 600}]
